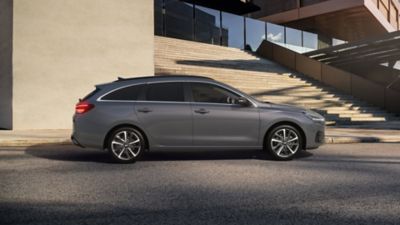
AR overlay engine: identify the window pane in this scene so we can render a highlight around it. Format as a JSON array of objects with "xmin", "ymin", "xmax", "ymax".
[
  {"xmin": 195, "ymin": 5, "xmax": 220, "ymax": 45},
  {"xmin": 191, "ymin": 83, "xmax": 238, "ymax": 104},
  {"xmin": 318, "ymin": 34, "xmax": 332, "ymax": 49},
  {"xmin": 267, "ymin": 23, "xmax": 284, "ymax": 43},
  {"xmin": 332, "ymin": 38, "xmax": 346, "ymax": 46},
  {"xmin": 146, "ymin": 83, "xmax": 184, "ymax": 102},
  {"xmin": 303, "ymin": 31, "xmax": 318, "ymax": 51},
  {"xmin": 221, "ymin": 12, "xmax": 244, "ymax": 49},
  {"xmin": 165, "ymin": 0, "xmax": 193, "ymax": 41},
  {"xmin": 285, "ymin": 27, "xmax": 302, "ymax": 46},
  {"xmin": 154, "ymin": 0, "xmax": 164, "ymax": 35},
  {"xmin": 245, "ymin": 18, "xmax": 266, "ymax": 52},
  {"xmin": 103, "ymin": 85, "xmax": 144, "ymax": 101}
]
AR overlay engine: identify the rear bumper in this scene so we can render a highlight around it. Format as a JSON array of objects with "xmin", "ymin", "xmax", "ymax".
[{"xmin": 71, "ymin": 134, "xmax": 85, "ymax": 148}]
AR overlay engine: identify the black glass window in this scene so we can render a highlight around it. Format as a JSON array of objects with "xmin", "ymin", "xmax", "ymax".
[
  {"xmin": 102, "ymin": 84, "xmax": 144, "ymax": 101},
  {"xmin": 146, "ymin": 82, "xmax": 184, "ymax": 102},
  {"xmin": 191, "ymin": 83, "xmax": 238, "ymax": 104},
  {"xmin": 154, "ymin": 0, "xmax": 164, "ymax": 35},
  {"xmin": 165, "ymin": 0, "xmax": 194, "ymax": 41},
  {"xmin": 195, "ymin": 5, "xmax": 221, "ymax": 45}
]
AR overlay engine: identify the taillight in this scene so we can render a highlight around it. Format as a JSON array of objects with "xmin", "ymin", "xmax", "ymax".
[{"xmin": 75, "ymin": 101, "xmax": 94, "ymax": 114}]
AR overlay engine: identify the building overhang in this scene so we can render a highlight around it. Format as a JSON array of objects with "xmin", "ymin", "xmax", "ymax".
[
  {"xmin": 182, "ymin": 0, "xmax": 261, "ymax": 15},
  {"xmin": 254, "ymin": 0, "xmax": 399, "ymax": 42}
]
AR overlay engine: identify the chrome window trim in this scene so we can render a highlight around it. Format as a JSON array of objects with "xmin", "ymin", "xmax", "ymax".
[{"xmin": 96, "ymin": 80, "xmax": 259, "ymax": 107}]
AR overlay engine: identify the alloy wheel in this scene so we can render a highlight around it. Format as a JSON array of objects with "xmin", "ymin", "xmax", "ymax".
[
  {"xmin": 270, "ymin": 128, "xmax": 300, "ymax": 158},
  {"xmin": 110, "ymin": 130, "xmax": 142, "ymax": 161}
]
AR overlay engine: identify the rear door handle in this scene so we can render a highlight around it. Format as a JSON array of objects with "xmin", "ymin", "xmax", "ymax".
[
  {"xmin": 194, "ymin": 108, "xmax": 209, "ymax": 114},
  {"xmin": 137, "ymin": 108, "xmax": 152, "ymax": 113}
]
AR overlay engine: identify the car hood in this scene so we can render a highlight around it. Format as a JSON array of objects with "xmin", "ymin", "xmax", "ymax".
[{"xmin": 257, "ymin": 102, "xmax": 306, "ymax": 113}]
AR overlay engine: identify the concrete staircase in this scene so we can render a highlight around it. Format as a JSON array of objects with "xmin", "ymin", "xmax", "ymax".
[{"xmin": 155, "ymin": 36, "xmax": 399, "ymax": 125}]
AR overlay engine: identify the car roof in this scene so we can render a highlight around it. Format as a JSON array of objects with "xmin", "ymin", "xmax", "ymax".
[
  {"xmin": 115, "ymin": 75, "xmax": 214, "ymax": 82},
  {"xmin": 96, "ymin": 75, "xmax": 215, "ymax": 89}
]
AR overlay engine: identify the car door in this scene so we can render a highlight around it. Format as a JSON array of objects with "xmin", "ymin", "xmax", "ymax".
[
  {"xmin": 189, "ymin": 82, "xmax": 260, "ymax": 147},
  {"xmin": 135, "ymin": 82, "xmax": 192, "ymax": 147}
]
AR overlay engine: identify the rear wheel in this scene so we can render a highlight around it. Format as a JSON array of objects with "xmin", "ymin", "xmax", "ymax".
[
  {"xmin": 266, "ymin": 125, "xmax": 302, "ymax": 160},
  {"xmin": 107, "ymin": 127, "xmax": 145, "ymax": 163}
]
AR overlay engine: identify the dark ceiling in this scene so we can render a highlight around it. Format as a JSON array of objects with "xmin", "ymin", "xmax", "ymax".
[{"xmin": 182, "ymin": 0, "xmax": 260, "ymax": 15}]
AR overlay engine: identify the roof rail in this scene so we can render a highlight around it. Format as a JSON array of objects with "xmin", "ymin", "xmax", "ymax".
[{"xmin": 115, "ymin": 75, "xmax": 214, "ymax": 82}]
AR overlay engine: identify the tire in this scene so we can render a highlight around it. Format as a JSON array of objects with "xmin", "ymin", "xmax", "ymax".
[
  {"xmin": 266, "ymin": 125, "xmax": 303, "ymax": 160},
  {"xmin": 107, "ymin": 127, "xmax": 145, "ymax": 163}
]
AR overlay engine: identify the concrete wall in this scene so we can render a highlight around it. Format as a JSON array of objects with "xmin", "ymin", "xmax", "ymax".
[
  {"xmin": 12, "ymin": 0, "xmax": 154, "ymax": 129},
  {"xmin": 257, "ymin": 41, "xmax": 400, "ymax": 114},
  {"xmin": 295, "ymin": 54, "xmax": 322, "ymax": 81},
  {"xmin": 0, "ymin": 0, "xmax": 13, "ymax": 129},
  {"xmin": 321, "ymin": 64, "xmax": 352, "ymax": 94}
]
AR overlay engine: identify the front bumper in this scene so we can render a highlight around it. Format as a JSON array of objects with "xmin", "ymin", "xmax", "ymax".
[{"xmin": 305, "ymin": 122, "xmax": 325, "ymax": 149}]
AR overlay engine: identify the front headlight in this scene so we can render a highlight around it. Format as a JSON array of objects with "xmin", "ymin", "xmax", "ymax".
[{"xmin": 303, "ymin": 110, "xmax": 325, "ymax": 123}]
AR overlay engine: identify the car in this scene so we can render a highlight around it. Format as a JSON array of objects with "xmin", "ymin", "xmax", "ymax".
[{"xmin": 71, "ymin": 75, "xmax": 325, "ymax": 163}]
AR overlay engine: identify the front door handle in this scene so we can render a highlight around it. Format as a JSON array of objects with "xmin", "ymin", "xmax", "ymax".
[
  {"xmin": 194, "ymin": 108, "xmax": 209, "ymax": 114},
  {"xmin": 137, "ymin": 108, "xmax": 152, "ymax": 113}
]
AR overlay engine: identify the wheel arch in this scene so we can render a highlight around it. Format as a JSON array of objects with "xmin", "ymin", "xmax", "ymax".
[
  {"xmin": 263, "ymin": 121, "xmax": 307, "ymax": 150},
  {"xmin": 103, "ymin": 123, "xmax": 149, "ymax": 151}
]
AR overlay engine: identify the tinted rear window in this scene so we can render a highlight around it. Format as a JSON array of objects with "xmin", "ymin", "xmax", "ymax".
[
  {"xmin": 82, "ymin": 87, "xmax": 100, "ymax": 101},
  {"xmin": 145, "ymin": 82, "xmax": 184, "ymax": 102},
  {"xmin": 102, "ymin": 84, "xmax": 144, "ymax": 101}
]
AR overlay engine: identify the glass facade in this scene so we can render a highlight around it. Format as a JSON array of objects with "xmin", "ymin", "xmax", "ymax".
[
  {"xmin": 154, "ymin": 0, "xmax": 345, "ymax": 53},
  {"xmin": 303, "ymin": 31, "xmax": 318, "ymax": 51},
  {"xmin": 165, "ymin": 0, "xmax": 193, "ymax": 41},
  {"xmin": 266, "ymin": 23, "xmax": 285, "ymax": 44},
  {"xmin": 195, "ymin": 5, "xmax": 221, "ymax": 45},
  {"xmin": 221, "ymin": 12, "xmax": 244, "ymax": 49},
  {"xmin": 245, "ymin": 18, "xmax": 266, "ymax": 51},
  {"xmin": 285, "ymin": 27, "xmax": 303, "ymax": 52},
  {"xmin": 154, "ymin": 0, "xmax": 164, "ymax": 35},
  {"xmin": 332, "ymin": 38, "xmax": 346, "ymax": 46}
]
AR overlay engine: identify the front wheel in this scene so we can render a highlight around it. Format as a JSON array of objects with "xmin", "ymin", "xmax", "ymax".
[
  {"xmin": 107, "ymin": 127, "xmax": 145, "ymax": 163},
  {"xmin": 266, "ymin": 125, "xmax": 303, "ymax": 160}
]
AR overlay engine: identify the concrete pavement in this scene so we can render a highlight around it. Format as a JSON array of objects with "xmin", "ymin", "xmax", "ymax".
[{"xmin": 0, "ymin": 127, "xmax": 400, "ymax": 147}]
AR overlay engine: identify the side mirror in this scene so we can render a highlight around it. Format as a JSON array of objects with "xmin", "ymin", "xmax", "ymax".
[{"xmin": 236, "ymin": 97, "xmax": 251, "ymax": 107}]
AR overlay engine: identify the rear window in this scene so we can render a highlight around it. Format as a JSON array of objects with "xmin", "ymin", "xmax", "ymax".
[
  {"xmin": 82, "ymin": 87, "xmax": 100, "ymax": 101},
  {"xmin": 102, "ymin": 84, "xmax": 144, "ymax": 101},
  {"xmin": 145, "ymin": 82, "xmax": 184, "ymax": 102}
]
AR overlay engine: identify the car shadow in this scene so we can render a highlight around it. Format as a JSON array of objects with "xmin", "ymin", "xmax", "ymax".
[{"xmin": 24, "ymin": 144, "xmax": 313, "ymax": 163}]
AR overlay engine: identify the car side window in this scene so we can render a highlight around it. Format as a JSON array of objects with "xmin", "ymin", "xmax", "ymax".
[
  {"xmin": 145, "ymin": 82, "xmax": 184, "ymax": 102},
  {"xmin": 102, "ymin": 84, "xmax": 145, "ymax": 101},
  {"xmin": 191, "ymin": 83, "xmax": 239, "ymax": 104}
]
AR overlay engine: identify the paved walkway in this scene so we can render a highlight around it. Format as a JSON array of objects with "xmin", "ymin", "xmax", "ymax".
[{"xmin": 0, "ymin": 127, "xmax": 400, "ymax": 147}]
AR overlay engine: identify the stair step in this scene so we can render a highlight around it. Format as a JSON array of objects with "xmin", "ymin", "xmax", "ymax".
[{"xmin": 155, "ymin": 36, "xmax": 398, "ymax": 125}]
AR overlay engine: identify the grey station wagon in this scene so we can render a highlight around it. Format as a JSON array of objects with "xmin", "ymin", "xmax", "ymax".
[{"xmin": 72, "ymin": 75, "xmax": 325, "ymax": 163}]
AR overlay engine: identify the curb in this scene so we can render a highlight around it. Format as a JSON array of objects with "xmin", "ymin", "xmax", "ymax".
[
  {"xmin": 1, "ymin": 137, "xmax": 400, "ymax": 147},
  {"xmin": 324, "ymin": 136, "xmax": 400, "ymax": 144},
  {"xmin": 0, "ymin": 139, "xmax": 72, "ymax": 147}
]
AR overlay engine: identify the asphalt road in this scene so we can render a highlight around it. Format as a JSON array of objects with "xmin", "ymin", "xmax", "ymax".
[{"xmin": 1, "ymin": 143, "xmax": 399, "ymax": 225}]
